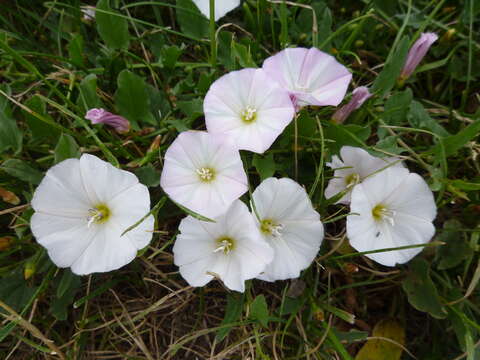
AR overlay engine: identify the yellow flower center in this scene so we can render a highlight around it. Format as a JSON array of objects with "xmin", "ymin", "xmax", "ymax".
[
  {"xmin": 196, "ymin": 167, "xmax": 215, "ymax": 182},
  {"xmin": 87, "ymin": 204, "xmax": 111, "ymax": 227},
  {"xmin": 345, "ymin": 173, "xmax": 360, "ymax": 187},
  {"xmin": 214, "ymin": 237, "xmax": 235, "ymax": 254},
  {"xmin": 241, "ymin": 106, "xmax": 257, "ymax": 123},
  {"xmin": 372, "ymin": 204, "xmax": 395, "ymax": 226},
  {"xmin": 260, "ymin": 219, "xmax": 283, "ymax": 237}
]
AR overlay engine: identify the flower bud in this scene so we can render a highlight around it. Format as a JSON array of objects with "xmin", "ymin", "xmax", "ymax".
[
  {"xmin": 85, "ymin": 108, "xmax": 130, "ymax": 133},
  {"xmin": 399, "ymin": 32, "xmax": 438, "ymax": 81}
]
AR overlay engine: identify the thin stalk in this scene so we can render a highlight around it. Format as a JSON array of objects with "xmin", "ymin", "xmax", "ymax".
[{"xmin": 209, "ymin": 0, "xmax": 217, "ymax": 67}]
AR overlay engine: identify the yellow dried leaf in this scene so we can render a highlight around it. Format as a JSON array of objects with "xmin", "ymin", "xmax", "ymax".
[
  {"xmin": 355, "ymin": 319, "xmax": 405, "ymax": 360},
  {"xmin": 0, "ymin": 187, "xmax": 20, "ymax": 205}
]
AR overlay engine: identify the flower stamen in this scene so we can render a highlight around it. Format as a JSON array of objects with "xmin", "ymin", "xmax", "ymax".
[
  {"xmin": 372, "ymin": 204, "xmax": 395, "ymax": 226},
  {"xmin": 345, "ymin": 173, "xmax": 360, "ymax": 188},
  {"xmin": 241, "ymin": 106, "xmax": 257, "ymax": 123},
  {"xmin": 196, "ymin": 167, "xmax": 215, "ymax": 182},
  {"xmin": 260, "ymin": 219, "xmax": 284, "ymax": 237},
  {"xmin": 87, "ymin": 204, "xmax": 111, "ymax": 227},
  {"xmin": 214, "ymin": 237, "xmax": 234, "ymax": 254}
]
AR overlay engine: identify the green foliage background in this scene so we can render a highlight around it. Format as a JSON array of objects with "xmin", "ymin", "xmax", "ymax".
[{"xmin": 0, "ymin": 0, "xmax": 479, "ymax": 358}]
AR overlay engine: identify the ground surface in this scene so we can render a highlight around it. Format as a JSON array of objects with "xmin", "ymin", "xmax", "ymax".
[{"xmin": 0, "ymin": 0, "xmax": 479, "ymax": 359}]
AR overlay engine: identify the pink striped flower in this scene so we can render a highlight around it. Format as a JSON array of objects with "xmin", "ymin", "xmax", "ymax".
[
  {"xmin": 262, "ymin": 47, "xmax": 351, "ymax": 110},
  {"xmin": 400, "ymin": 33, "xmax": 438, "ymax": 80},
  {"xmin": 85, "ymin": 108, "xmax": 130, "ymax": 133},
  {"xmin": 332, "ymin": 87, "xmax": 372, "ymax": 123}
]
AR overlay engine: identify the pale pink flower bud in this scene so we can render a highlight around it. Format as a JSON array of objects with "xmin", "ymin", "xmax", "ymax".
[
  {"xmin": 332, "ymin": 86, "xmax": 372, "ymax": 123},
  {"xmin": 85, "ymin": 108, "xmax": 130, "ymax": 133},
  {"xmin": 400, "ymin": 32, "xmax": 438, "ymax": 80}
]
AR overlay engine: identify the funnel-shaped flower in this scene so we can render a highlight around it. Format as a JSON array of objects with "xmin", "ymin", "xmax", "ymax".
[
  {"xmin": 252, "ymin": 178, "xmax": 324, "ymax": 281},
  {"xmin": 192, "ymin": 0, "xmax": 241, "ymax": 21},
  {"xmin": 31, "ymin": 154, "xmax": 154, "ymax": 275},
  {"xmin": 347, "ymin": 167, "xmax": 436, "ymax": 266},
  {"xmin": 174, "ymin": 200, "xmax": 273, "ymax": 292},
  {"xmin": 262, "ymin": 47, "xmax": 352, "ymax": 110},
  {"xmin": 85, "ymin": 108, "xmax": 130, "ymax": 133},
  {"xmin": 325, "ymin": 146, "xmax": 403, "ymax": 204},
  {"xmin": 332, "ymin": 87, "xmax": 372, "ymax": 123},
  {"xmin": 204, "ymin": 68, "xmax": 295, "ymax": 154},
  {"xmin": 400, "ymin": 32, "xmax": 438, "ymax": 80},
  {"xmin": 160, "ymin": 131, "xmax": 248, "ymax": 219}
]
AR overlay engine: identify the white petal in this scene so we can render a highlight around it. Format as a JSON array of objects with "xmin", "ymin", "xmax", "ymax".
[
  {"xmin": 79, "ymin": 154, "xmax": 139, "ymax": 204},
  {"xmin": 173, "ymin": 200, "xmax": 273, "ymax": 292},
  {"xmin": 325, "ymin": 146, "xmax": 407, "ymax": 204},
  {"xmin": 31, "ymin": 158, "xmax": 91, "ymax": 217},
  {"xmin": 252, "ymin": 178, "xmax": 324, "ymax": 281},
  {"xmin": 347, "ymin": 168, "xmax": 437, "ymax": 267},
  {"xmin": 205, "ymin": 69, "xmax": 294, "ymax": 153},
  {"xmin": 262, "ymin": 47, "xmax": 352, "ymax": 107},
  {"xmin": 70, "ymin": 223, "xmax": 138, "ymax": 275},
  {"xmin": 30, "ymin": 212, "xmax": 97, "ymax": 268},
  {"xmin": 108, "ymin": 183, "xmax": 154, "ymax": 249},
  {"xmin": 160, "ymin": 131, "xmax": 248, "ymax": 218},
  {"xmin": 385, "ymin": 173, "xmax": 437, "ymax": 222},
  {"xmin": 192, "ymin": 0, "xmax": 241, "ymax": 21}
]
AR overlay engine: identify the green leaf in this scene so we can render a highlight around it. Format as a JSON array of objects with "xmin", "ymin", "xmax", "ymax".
[
  {"xmin": 115, "ymin": 70, "xmax": 154, "ymax": 127},
  {"xmin": 216, "ymin": 293, "xmax": 244, "ymax": 342},
  {"xmin": 324, "ymin": 123, "xmax": 371, "ymax": 154},
  {"xmin": 50, "ymin": 270, "xmax": 81, "ymax": 321},
  {"xmin": 232, "ymin": 42, "xmax": 257, "ymax": 68},
  {"xmin": 68, "ymin": 33, "xmax": 84, "ymax": 67},
  {"xmin": 375, "ymin": 135, "xmax": 404, "ymax": 155},
  {"xmin": 252, "ymin": 154, "xmax": 276, "ymax": 180},
  {"xmin": 449, "ymin": 179, "xmax": 480, "ymax": 191},
  {"xmin": 250, "ymin": 294, "xmax": 269, "ymax": 328},
  {"xmin": 379, "ymin": 89, "xmax": 412, "ymax": 138},
  {"xmin": 402, "ymin": 258, "xmax": 447, "ymax": 319},
  {"xmin": 54, "ymin": 134, "xmax": 80, "ymax": 163},
  {"xmin": 135, "ymin": 164, "xmax": 161, "ymax": 187},
  {"xmin": 176, "ymin": 98, "xmax": 204, "ymax": 124},
  {"xmin": 436, "ymin": 220, "xmax": 471, "ymax": 270},
  {"xmin": 355, "ymin": 319, "xmax": 405, "ymax": 360},
  {"xmin": 78, "ymin": 74, "xmax": 103, "ymax": 110},
  {"xmin": 433, "ymin": 118, "xmax": 480, "ymax": 157},
  {"xmin": 372, "ymin": 35, "xmax": 410, "ymax": 97},
  {"xmin": 1, "ymin": 159, "xmax": 43, "ymax": 184},
  {"xmin": 0, "ymin": 93, "xmax": 22, "ymax": 154},
  {"xmin": 407, "ymin": 101, "xmax": 450, "ymax": 137},
  {"xmin": 161, "ymin": 45, "xmax": 183, "ymax": 69},
  {"xmin": 176, "ymin": 0, "xmax": 209, "ymax": 39},
  {"xmin": 0, "ymin": 271, "xmax": 38, "ymax": 314},
  {"xmin": 23, "ymin": 95, "xmax": 60, "ymax": 143},
  {"xmin": 96, "ymin": 0, "xmax": 130, "ymax": 50},
  {"xmin": 56, "ymin": 269, "xmax": 79, "ymax": 298}
]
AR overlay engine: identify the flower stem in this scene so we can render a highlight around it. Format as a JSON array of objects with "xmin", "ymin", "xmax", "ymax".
[{"xmin": 209, "ymin": 0, "xmax": 217, "ymax": 67}]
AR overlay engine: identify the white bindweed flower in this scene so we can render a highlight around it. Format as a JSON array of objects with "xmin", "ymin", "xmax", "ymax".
[
  {"xmin": 347, "ymin": 166, "xmax": 437, "ymax": 266},
  {"xmin": 252, "ymin": 178, "xmax": 324, "ymax": 281},
  {"xmin": 173, "ymin": 200, "xmax": 273, "ymax": 292},
  {"xmin": 192, "ymin": 0, "xmax": 241, "ymax": 21},
  {"xmin": 30, "ymin": 154, "xmax": 154, "ymax": 275},
  {"xmin": 262, "ymin": 47, "xmax": 352, "ymax": 110},
  {"xmin": 325, "ymin": 146, "xmax": 403, "ymax": 204},
  {"xmin": 204, "ymin": 68, "xmax": 295, "ymax": 154},
  {"xmin": 160, "ymin": 131, "xmax": 248, "ymax": 219}
]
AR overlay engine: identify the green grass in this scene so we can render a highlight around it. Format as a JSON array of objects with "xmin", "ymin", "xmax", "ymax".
[{"xmin": 0, "ymin": 0, "xmax": 479, "ymax": 359}]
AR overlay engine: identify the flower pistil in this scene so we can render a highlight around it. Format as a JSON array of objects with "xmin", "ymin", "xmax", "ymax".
[
  {"xmin": 372, "ymin": 204, "xmax": 395, "ymax": 226},
  {"xmin": 214, "ymin": 237, "xmax": 235, "ymax": 254},
  {"xmin": 87, "ymin": 204, "xmax": 111, "ymax": 227},
  {"xmin": 196, "ymin": 167, "xmax": 215, "ymax": 182},
  {"xmin": 260, "ymin": 219, "xmax": 284, "ymax": 237},
  {"xmin": 241, "ymin": 106, "xmax": 257, "ymax": 123}
]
